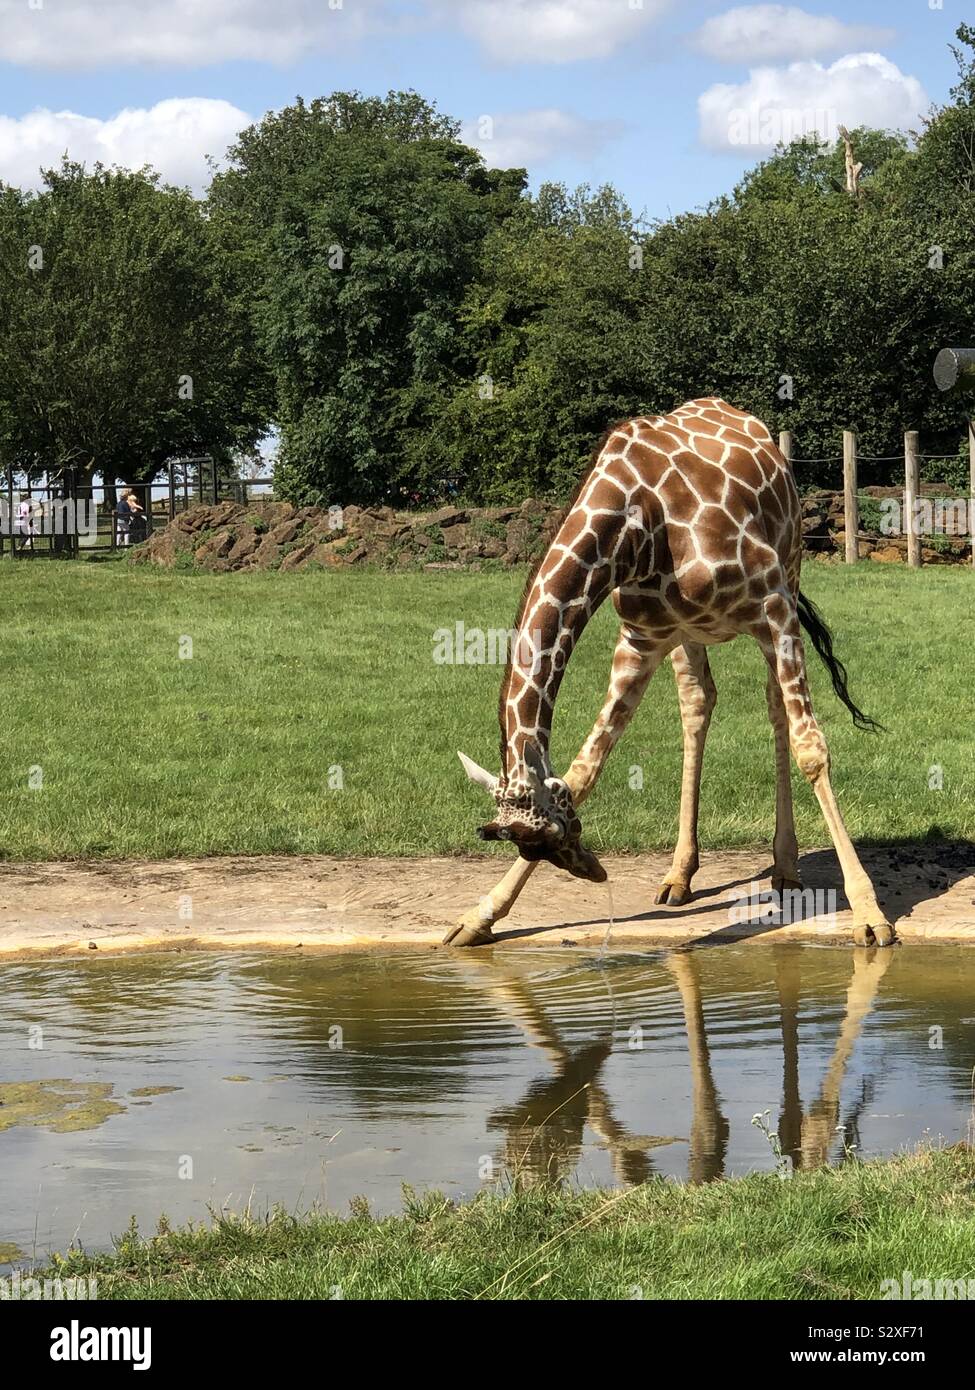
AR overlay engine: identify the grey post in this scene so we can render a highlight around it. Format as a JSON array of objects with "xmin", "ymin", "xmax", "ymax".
[{"xmin": 934, "ymin": 347, "xmax": 975, "ymax": 392}]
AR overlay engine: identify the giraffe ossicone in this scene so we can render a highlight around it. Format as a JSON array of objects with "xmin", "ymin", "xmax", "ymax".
[{"xmin": 446, "ymin": 398, "xmax": 894, "ymax": 950}]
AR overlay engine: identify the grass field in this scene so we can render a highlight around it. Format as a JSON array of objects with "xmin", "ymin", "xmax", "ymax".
[
  {"xmin": 32, "ymin": 1147, "xmax": 975, "ymax": 1299},
  {"xmin": 0, "ymin": 558, "xmax": 972, "ymax": 860}
]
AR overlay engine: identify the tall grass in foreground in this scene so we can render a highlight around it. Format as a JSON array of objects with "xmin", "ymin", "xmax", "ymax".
[{"xmin": 34, "ymin": 1147, "xmax": 975, "ymax": 1300}]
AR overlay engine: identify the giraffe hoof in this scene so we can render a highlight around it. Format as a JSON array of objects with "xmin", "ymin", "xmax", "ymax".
[
  {"xmin": 442, "ymin": 920, "xmax": 496, "ymax": 948},
  {"xmin": 852, "ymin": 921, "xmax": 897, "ymax": 948},
  {"xmin": 655, "ymin": 881, "xmax": 692, "ymax": 907}
]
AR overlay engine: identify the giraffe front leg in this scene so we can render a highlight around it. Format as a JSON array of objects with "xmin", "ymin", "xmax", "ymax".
[
  {"xmin": 656, "ymin": 644, "xmax": 716, "ymax": 907},
  {"xmin": 442, "ymin": 856, "xmax": 538, "ymax": 947},
  {"xmin": 445, "ymin": 629, "xmax": 664, "ymax": 946},
  {"xmin": 760, "ymin": 592, "xmax": 895, "ymax": 948}
]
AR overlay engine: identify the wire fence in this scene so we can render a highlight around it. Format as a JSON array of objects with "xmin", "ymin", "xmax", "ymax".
[{"xmin": 784, "ymin": 435, "xmax": 974, "ymax": 563}]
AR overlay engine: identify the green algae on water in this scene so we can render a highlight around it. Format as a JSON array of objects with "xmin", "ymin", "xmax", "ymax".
[
  {"xmin": 0, "ymin": 1242, "xmax": 25, "ymax": 1263},
  {"xmin": 129, "ymin": 1086, "xmax": 182, "ymax": 1098},
  {"xmin": 0, "ymin": 1079, "xmax": 125, "ymax": 1133}
]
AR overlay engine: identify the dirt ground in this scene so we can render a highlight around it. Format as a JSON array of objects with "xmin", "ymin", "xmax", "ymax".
[{"xmin": 0, "ymin": 843, "xmax": 972, "ymax": 960}]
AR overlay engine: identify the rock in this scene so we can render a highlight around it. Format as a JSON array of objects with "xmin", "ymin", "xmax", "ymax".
[
  {"xmin": 193, "ymin": 531, "xmax": 235, "ymax": 568},
  {"xmin": 279, "ymin": 541, "xmax": 317, "ymax": 571},
  {"xmin": 308, "ymin": 542, "xmax": 345, "ymax": 569},
  {"xmin": 921, "ymin": 545, "xmax": 952, "ymax": 565},
  {"xmin": 505, "ymin": 518, "xmax": 536, "ymax": 561},
  {"xmin": 210, "ymin": 501, "xmax": 243, "ymax": 528},
  {"xmin": 444, "ymin": 523, "xmax": 469, "ymax": 547},
  {"xmin": 227, "ymin": 532, "xmax": 261, "ymax": 564},
  {"xmin": 268, "ymin": 519, "xmax": 301, "ymax": 546},
  {"xmin": 363, "ymin": 506, "xmax": 396, "ymax": 523},
  {"xmin": 870, "ymin": 546, "xmax": 903, "ymax": 564},
  {"xmin": 141, "ymin": 530, "xmax": 193, "ymax": 567},
  {"xmin": 251, "ymin": 535, "xmax": 284, "ymax": 569},
  {"xmin": 430, "ymin": 506, "xmax": 468, "ymax": 528}
]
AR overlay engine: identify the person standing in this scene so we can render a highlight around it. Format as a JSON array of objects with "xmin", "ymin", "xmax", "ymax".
[
  {"xmin": 115, "ymin": 491, "xmax": 132, "ymax": 546},
  {"xmin": 123, "ymin": 489, "xmax": 147, "ymax": 543},
  {"xmin": 16, "ymin": 497, "xmax": 35, "ymax": 551}
]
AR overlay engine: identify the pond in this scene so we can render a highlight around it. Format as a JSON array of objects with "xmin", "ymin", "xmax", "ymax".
[{"xmin": 1, "ymin": 944, "xmax": 972, "ymax": 1264}]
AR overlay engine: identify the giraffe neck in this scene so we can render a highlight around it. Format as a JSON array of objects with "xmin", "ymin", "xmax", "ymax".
[{"xmin": 501, "ymin": 507, "xmax": 624, "ymax": 781}]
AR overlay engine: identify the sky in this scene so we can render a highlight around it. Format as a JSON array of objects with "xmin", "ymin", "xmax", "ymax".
[{"xmin": 0, "ymin": 1, "xmax": 967, "ymax": 221}]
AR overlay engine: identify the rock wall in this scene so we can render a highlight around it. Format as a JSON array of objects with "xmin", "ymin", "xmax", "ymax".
[
  {"xmin": 130, "ymin": 498, "xmax": 562, "ymax": 573},
  {"xmin": 131, "ymin": 488, "xmax": 972, "ymax": 573}
]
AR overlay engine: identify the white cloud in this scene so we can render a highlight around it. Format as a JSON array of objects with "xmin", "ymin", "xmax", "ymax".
[
  {"xmin": 463, "ymin": 109, "xmax": 623, "ymax": 168},
  {"xmin": 0, "ymin": 0, "xmax": 384, "ymax": 68},
  {"xmin": 0, "ymin": 99, "xmax": 251, "ymax": 193},
  {"xmin": 0, "ymin": 0, "xmax": 673, "ymax": 69},
  {"xmin": 698, "ymin": 53, "xmax": 928, "ymax": 152},
  {"xmin": 693, "ymin": 6, "xmax": 895, "ymax": 64},
  {"xmin": 446, "ymin": 0, "xmax": 670, "ymax": 64}
]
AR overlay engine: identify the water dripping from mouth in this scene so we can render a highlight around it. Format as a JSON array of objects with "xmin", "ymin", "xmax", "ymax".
[{"xmin": 599, "ymin": 881, "xmax": 616, "ymax": 957}]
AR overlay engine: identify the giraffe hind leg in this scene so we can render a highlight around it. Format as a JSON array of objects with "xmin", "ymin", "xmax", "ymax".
[
  {"xmin": 765, "ymin": 670, "xmax": 801, "ymax": 895},
  {"xmin": 656, "ymin": 644, "xmax": 716, "ymax": 907},
  {"xmin": 760, "ymin": 590, "xmax": 894, "ymax": 947}
]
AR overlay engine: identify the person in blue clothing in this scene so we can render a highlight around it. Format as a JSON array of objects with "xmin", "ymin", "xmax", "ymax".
[{"xmin": 115, "ymin": 491, "xmax": 132, "ymax": 546}]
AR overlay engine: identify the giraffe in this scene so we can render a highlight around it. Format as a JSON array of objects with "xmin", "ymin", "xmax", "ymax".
[{"xmin": 446, "ymin": 398, "xmax": 894, "ymax": 949}]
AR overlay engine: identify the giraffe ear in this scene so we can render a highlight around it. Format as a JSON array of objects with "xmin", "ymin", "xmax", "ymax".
[
  {"xmin": 522, "ymin": 741, "xmax": 548, "ymax": 791},
  {"xmin": 458, "ymin": 751, "xmax": 498, "ymax": 795}
]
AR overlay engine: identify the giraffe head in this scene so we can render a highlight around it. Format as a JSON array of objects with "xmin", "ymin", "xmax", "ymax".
[{"xmin": 458, "ymin": 747, "xmax": 607, "ymax": 883}]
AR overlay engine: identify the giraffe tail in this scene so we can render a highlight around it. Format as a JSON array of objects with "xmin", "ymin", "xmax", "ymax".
[{"xmin": 796, "ymin": 591, "xmax": 885, "ymax": 733}]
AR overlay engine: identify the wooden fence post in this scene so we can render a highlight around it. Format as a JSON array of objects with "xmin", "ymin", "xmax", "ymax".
[
  {"xmin": 904, "ymin": 430, "xmax": 921, "ymax": 568},
  {"xmin": 969, "ymin": 421, "xmax": 975, "ymax": 570},
  {"xmin": 778, "ymin": 430, "xmax": 793, "ymax": 467},
  {"xmin": 843, "ymin": 430, "xmax": 858, "ymax": 564}
]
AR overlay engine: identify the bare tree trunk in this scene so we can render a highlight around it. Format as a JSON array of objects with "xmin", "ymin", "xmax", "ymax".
[{"xmin": 837, "ymin": 125, "xmax": 863, "ymax": 198}]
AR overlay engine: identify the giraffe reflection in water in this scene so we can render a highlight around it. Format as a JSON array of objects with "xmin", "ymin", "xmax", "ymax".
[
  {"xmin": 463, "ymin": 946, "xmax": 894, "ymax": 1188},
  {"xmin": 776, "ymin": 947, "xmax": 895, "ymax": 1170}
]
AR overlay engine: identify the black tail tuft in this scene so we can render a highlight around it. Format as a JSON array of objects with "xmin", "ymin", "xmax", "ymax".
[{"xmin": 797, "ymin": 590, "xmax": 885, "ymax": 733}]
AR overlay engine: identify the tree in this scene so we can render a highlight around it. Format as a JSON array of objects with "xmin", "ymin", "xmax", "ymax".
[
  {"xmin": 0, "ymin": 161, "xmax": 271, "ymax": 491},
  {"xmin": 416, "ymin": 184, "xmax": 649, "ymax": 502},
  {"xmin": 210, "ymin": 91, "xmax": 525, "ymax": 504}
]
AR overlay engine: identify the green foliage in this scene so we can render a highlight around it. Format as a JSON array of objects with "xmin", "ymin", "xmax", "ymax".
[
  {"xmin": 210, "ymin": 91, "xmax": 526, "ymax": 505},
  {"xmin": 0, "ymin": 161, "xmax": 271, "ymax": 487},
  {"xmin": 6, "ymin": 33, "xmax": 975, "ymax": 506}
]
